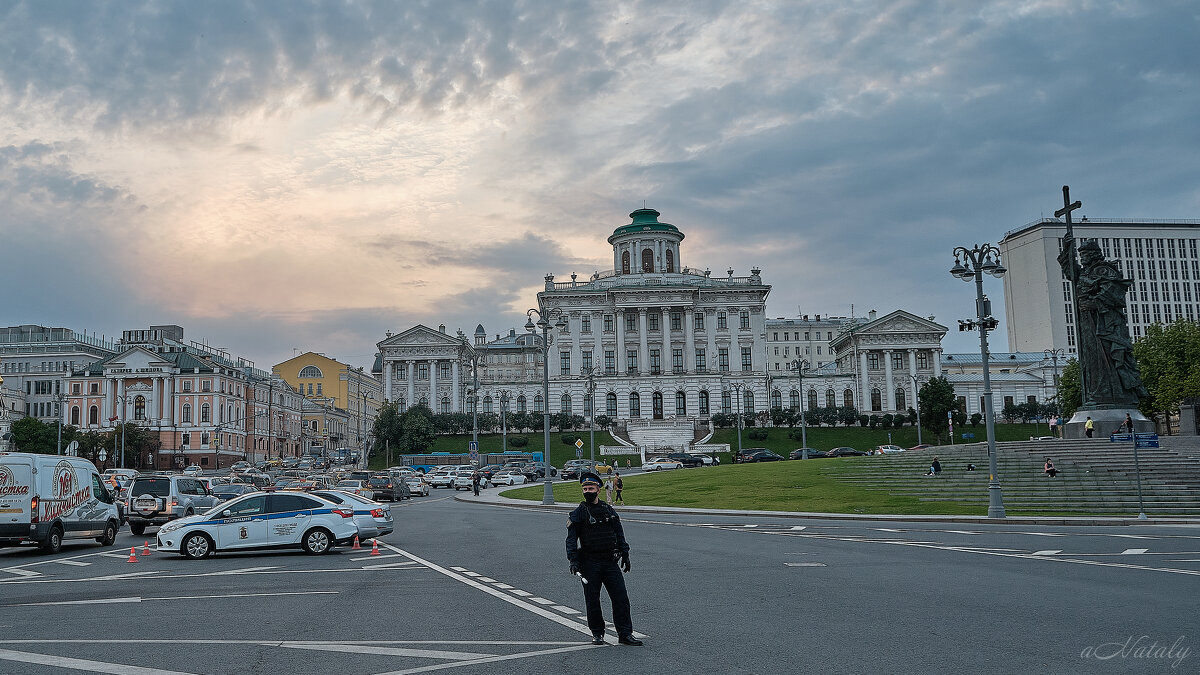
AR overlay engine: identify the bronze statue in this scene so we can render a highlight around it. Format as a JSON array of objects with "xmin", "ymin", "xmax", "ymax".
[{"xmin": 1057, "ymin": 234, "xmax": 1148, "ymax": 406}]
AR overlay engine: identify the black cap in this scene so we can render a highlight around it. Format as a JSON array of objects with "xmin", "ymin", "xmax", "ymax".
[{"xmin": 579, "ymin": 470, "xmax": 602, "ymax": 487}]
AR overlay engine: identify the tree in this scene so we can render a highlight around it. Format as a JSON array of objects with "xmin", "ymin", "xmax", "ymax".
[
  {"xmin": 593, "ymin": 415, "xmax": 612, "ymax": 430},
  {"xmin": 11, "ymin": 417, "xmax": 55, "ymax": 454},
  {"xmin": 1057, "ymin": 358, "xmax": 1082, "ymax": 419},
  {"xmin": 1133, "ymin": 318, "xmax": 1200, "ymax": 419},
  {"xmin": 838, "ymin": 405, "xmax": 859, "ymax": 427},
  {"xmin": 918, "ymin": 376, "xmax": 958, "ymax": 442}
]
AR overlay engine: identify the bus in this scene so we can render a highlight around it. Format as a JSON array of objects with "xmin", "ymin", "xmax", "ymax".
[{"xmin": 399, "ymin": 451, "xmax": 541, "ymax": 473}]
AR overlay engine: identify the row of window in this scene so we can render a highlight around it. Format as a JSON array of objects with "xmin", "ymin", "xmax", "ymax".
[
  {"xmin": 865, "ymin": 352, "xmax": 931, "ymax": 370},
  {"xmin": 769, "ymin": 331, "xmax": 835, "ymax": 341},
  {"xmin": 620, "ymin": 247, "xmax": 677, "ymax": 274}
]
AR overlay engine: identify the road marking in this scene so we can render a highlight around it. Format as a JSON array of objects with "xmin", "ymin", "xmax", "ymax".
[
  {"xmin": 1031, "ymin": 550, "xmax": 1062, "ymax": 556},
  {"xmin": 509, "ymin": 590, "xmax": 532, "ymax": 597},
  {"xmin": 279, "ymin": 642, "xmax": 495, "ymax": 661},
  {"xmin": 8, "ymin": 596, "xmax": 142, "ymax": 607},
  {"xmin": 1110, "ymin": 534, "xmax": 1156, "ymax": 539},
  {"xmin": 54, "ymin": 559, "xmax": 92, "ymax": 567},
  {"xmin": 373, "ymin": 644, "xmax": 599, "ymax": 675},
  {"xmin": 789, "ymin": 526, "xmax": 807, "ymax": 530},
  {"xmin": 0, "ymin": 568, "xmax": 42, "ymax": 578},
  {"xmin": 449, "ymin": 567, "xmax": 468, "ymax": 571},
  {"xmin": 5, "ymin": 590, "xmax": 338, "ymax": 608},
  {"xmin": 351, "ymin": 554, "xmax": 405, "ymax": 561},
  {"xmin": 0, "ymin": 647, "xmax": 198, "ymax": 675},
  {"xmin": 784, "ymin": 562, "xmax": 827, "ymax": 567},
  {"xmin": 1121, "ymin": 548, "xmax": 1149, "ymax": 555},
  {"xmin": 492, "ymin": 583, "xmax": 513, "ymax": 589},
  {"xmin": 875, "ymin": 528, "xmax": 903, "ymax": 532},
  {"xmin": 550, "ymin": 606, "xmax": 579, "ymax": 613},
  {"xmin": 362, "ymin": 562, "xmax": 422, "ymax": 570},
  {"xmin": 528, "ymin": 597, "xmax": 555, "ymax": 605},
  {"xmin": 462, "ymin": 571, "xmax": 481, "ymax": 576},
  {"xmin": 944, "ymin": 530, "xmax": 981, "ymax": 535},
  {"xmin": 477, "ymin": 576, "xmax": 497, "ymax": 583},
  {"xmin": 198, "ymin": 566, "xmax": 279, "ymax": 576}
]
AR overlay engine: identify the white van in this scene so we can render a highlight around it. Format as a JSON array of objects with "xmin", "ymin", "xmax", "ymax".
[{"xmin": 0, "ymin": 452, "xmax": 122, "ymax": 553}]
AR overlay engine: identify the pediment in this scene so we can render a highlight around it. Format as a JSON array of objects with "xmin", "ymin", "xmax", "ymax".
[
  {"xmin": 378, "ymin": 324, "xmax": 465, "ymax": 349},
  {"xmin": 106, "ymin": 347, "xmax": 173, "ymax": 372},
  {"xmin": 857, "ymin": 310, "xmax": 947, "ymax": 336}
]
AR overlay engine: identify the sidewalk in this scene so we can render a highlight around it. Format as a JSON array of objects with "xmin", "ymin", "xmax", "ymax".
[{"xmin": 452, "ymin": 486, "xmax": 1200, "ymax": 527}]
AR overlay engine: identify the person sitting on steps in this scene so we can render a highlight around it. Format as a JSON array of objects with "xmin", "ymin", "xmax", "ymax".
[
  {"xmin": 1044, "ymin": 458, "xmax": 1058, "ymax": 478},
  {"xmin": 926, "ymin": 457, "xmax": 941, "ymax": 476}
]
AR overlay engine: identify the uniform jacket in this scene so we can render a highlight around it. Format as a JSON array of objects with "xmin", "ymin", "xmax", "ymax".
[{"xmin": 565, "ymin": 500, "xmax": 630, "ymax": 564}]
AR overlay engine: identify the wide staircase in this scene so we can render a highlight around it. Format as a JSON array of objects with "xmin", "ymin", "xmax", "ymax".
[
  {"xmin": 818, "ymin": 437, "xmax": 1200, "ymax": 516},
  {"xmin": 625, "ymin": 418, "xmax": 704, "ymax": 453}
]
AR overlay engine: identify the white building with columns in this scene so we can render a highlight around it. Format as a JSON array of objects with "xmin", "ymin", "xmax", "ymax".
[{"xmin": 377, "ymin": 324, "xmax": 476, "ymax": 413}]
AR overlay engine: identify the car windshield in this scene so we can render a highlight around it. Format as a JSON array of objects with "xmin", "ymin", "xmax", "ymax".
[
  {"xmin": 213, "ymin": 485, "xmax": 249, "ymax": 496},
  {"xmin": 368, "ymin": 478, "xmax": 390, "ymax": 487},
  {"xmin": 315, "ymin": 490, "xmax": 372, "ymax": 506},
  {"xmin": 336, "ymin": 481, "xmax": 360, "ymax": 488},
  {"xmin": 129, "ymin": 478, "xmax": 172, "ymax": 496}
]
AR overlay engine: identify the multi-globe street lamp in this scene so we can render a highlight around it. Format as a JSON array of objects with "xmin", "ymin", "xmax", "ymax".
[
  {"xmin": 583, "ymin": 366, "xmax": 600, "ymax": 462},
  {"xmin": 498, "ymin": 389, "xmax": 512, "ymax": 452},
  {"xmin": 525, "ymin": 306, "xmax": 567, "ymax": 505},
  {"xmin": 724, "ymin": 381, "xmax": 746, "ymax": 458},
  {"xmin": 909, "ymin": 373, "xmax": 923, "ymax": 448},
  {"xmin": 787, "ymin": 359, "xmax": 809, "ymax": 457},
  {"xmin": 950, "ymin": 242, "xmax": 1007, "ymax": 519},
  {"xmin": 1043, "ymin": 348, "xmax": 1065, "ymax": 408}
]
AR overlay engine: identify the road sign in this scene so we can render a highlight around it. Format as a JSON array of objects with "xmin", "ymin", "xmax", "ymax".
[
  {"xmin": 65, "ymin": 440, "xmax": 79, "ymax": 456},
  {"xmin": 469, "ymin": 441, "xmax": 478, "ymax": 452},
  {"xmin": 99, "ymin": 450, "xmax": 107, "ymax": 461},
  {"xmin": 1135, "ymin": 438, "xmax": 1159, "ymax": 448},
  {"xmin": 575, "ymin": 439, "xmax": 584, "ymax": 449}
]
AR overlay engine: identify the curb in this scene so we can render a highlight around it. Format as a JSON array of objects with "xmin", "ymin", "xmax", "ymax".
[{"xmin": 451, "ymin": 490, "xmax": 1200, "ymax": 527}]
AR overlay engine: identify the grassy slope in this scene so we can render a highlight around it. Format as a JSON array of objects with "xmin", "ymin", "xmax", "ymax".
[{"xmin": 368, "ymin": 430, "xmax": 620, "ymax": 470}]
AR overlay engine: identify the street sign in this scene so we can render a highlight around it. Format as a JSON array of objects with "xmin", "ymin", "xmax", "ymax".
[
  {"xmin": 468, "ymin": 441, "xmax": 478, "ymax": 452},
  {"xmin": 65, "ymin": 440, "xmax": 79, "ymax": 456},
  {"xmin": 99, "ymin": 450, "xmax": 107, "ymax": 461},
  {"xmin": 575, "ymin": 439, "xmax": 584, "ymax": 449}
]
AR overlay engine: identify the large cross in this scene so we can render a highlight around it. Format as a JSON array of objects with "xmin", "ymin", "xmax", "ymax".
[
  {"xmin": 1055, "ymin": 185, "xmax": 1082, "ymax": 235},
  {"xmin": 1053, "ymin": 185, "xmax": 1086, "ymax": 400}
]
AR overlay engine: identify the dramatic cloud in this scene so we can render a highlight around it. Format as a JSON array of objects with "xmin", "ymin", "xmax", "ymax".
[{"xmin": 1, "ymin": 0, "xmax": 1197, "ymax": 368}]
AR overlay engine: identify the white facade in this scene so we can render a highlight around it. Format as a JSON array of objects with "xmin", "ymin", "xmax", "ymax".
[
  {"xmin": 999, "ymin": 219, "xmax": 1200, "ymax": 354},
  {"xmin": 377, "ymin": 324, "xmax": 475, "ymax": 413},
  {"xmin": 826, "ymin": 310, "xmax": 946, "ymax": 415}
]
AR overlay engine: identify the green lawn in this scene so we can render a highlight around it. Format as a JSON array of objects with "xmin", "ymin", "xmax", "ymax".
[
  {"xmin": 501, "ymin": 460, "xmax": 987, "ymax": 516},
  {"xmin": 368, "ymin": 430, "xmax": 620, "ymax": 470}
]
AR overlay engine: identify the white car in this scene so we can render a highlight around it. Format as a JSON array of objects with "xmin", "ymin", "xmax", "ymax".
[
  {"xmin": 310, "ymin": 490, "xmax": 393, "ymax": 539},
  {"xmin": 490, "ymin": 470, "xmax": 528, "ymax": 485},
  {"xmin": 334, "ymin": 480, "xmax": 374, "ymax": 500},
  {"xmin": 404, "ymin": 476, "xmax": 430, "ymax": 496},
  {"xmin": 687, "ymin": 454, "xmax": 719, "ymax": 466},
  {"xmin": 427, "ymin": 471, "xmax": 457, "ymax": 489},
  {"xmin": 452, "ymin": 473, "xmax": 489, "ymax": 491},
  {"xmin": 183, "ymin": 465, "xmax": 202, "ymax": 476},
  {"xmin": 641, "ymin": 458, "xmax": 684, "ymax": 471},
  {"xmin": 873, "ymin": 444, "xmax": 905, "ymax": 455},
  {"xmin": 156, "ymin": 492, "xmax": 359, "ymax": 559}
]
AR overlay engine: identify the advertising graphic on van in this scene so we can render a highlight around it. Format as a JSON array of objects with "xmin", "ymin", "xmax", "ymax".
[
  {"xmin": 41, "ymin": 460, "xmax": 92, "ymax": 522},
  {"xmin": 0, "ymin": 465, "xmax": 30, "ymax": 497}
]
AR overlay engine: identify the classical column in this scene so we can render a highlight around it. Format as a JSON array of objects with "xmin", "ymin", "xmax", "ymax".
[
  {"xmin": 104, "ymin": 378, "xmax": 113, "ymax": 422},
  {"xmin": 638, "ymin": 308, "xmax": 649, "ymax": 375},
  {"xmin": 933, "ymin": 348, "xmax": 943, "ymax": 377},
  {"xmin": 706, "ymin": 309, "xmax": 718, "ymax": 373},
  {"xmin": 116, "ymin": 379, "xmax": 125, "ymax": 425},
  {"xmin": 908, "ymin": 349, "xmax": 918, "ymax": 405},
  {"xmin": 428, "ymin": 359, "xmax": 438, "ymax": 411},
  {"xmin": 452, "ymin": 359, "xmax": 461, "ymax": 412},
  {"xmin": 883, "ymin": 349, "xmax": 895, "ymax": 411},
  {"xmin": 684, "ymin": 308, "xmax": 695, "ymax": 372},
  {"xmin": 164, "ymin": 377, "xmax": 173, "ymax": 425},
  {"xmin": 570, "ymin": 314, "xmax": 582, "ymax": 375},
  {"xmin": 615, "ymin": 309, "xmax": 626, "ymax": 374},
  {"xmin": 154, "ymin": 377, "xmax": 163, "ymax": 420},
  {"xmin": 406, "ymin": 362, "xmax": 415, "ymax": 410},
  {"xmin": 859, "ymin": 351, "xmax": 870, "ymax": 411},
  {"xmin": 384, "ymin": 357, "xmax": 392, "ymax": 401}
]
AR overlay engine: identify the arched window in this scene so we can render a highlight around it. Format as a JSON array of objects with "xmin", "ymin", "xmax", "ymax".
[
  {"xmin": 398, "ymin": 396, "xmax": 406, "ymax": 411},
  {"xmin": 698, "ymin": 390, "xmax": 710, "ymax": 415},
  {"xmin": 517, "ymin": 395, "xmax": 527, "ymax": 413},
  {"xmin": 770, "ymin": 389, "xmax": 782, "ymax": 410},
  {"xmin": 202, "ymin": 432, "xmax": 211, "ymax": 446},
  {"xmin": 629, "ymin": 392, "xmax": 641, "ymax": 418},
  {"xmin": 440, "ymin": 396, "xmax": 451, "ymax": 414},
  {"xmin": 844, "ymin": 388, "xmax": 854, "ymax": 408},
  {"xmin": 182, "ymin": 403, "xmax": 192, "ymax": 423},
  {"xmin": 895, "ymin": 389, "xmax": 906, "ymax": 411},
  {"xmin": 675, "ymin": 390, "xmax": 686, "ymax": 416},
  {"xmin": 418, "ymin": 395, "xmax": 428, "ymax": 407},
  {"xmin": 89, "ymin": 405, "xmax": 98, "ymax": 425},
  {"xmin": 743, "ymin": 390, "xmax": 755, "ymax": 414},
  {"xmin": 71, "ymin": 406, "xmax": 80, "ymax": 426},
  {"xmin": 299, "ymin": 366, "xmax": 323, "ymax": 378},
  {"xmin": 561, "ymin": 394, "xmax": 572, "ymax": 414},
  {"xmin": 721, "ymin": 390, "xmax": 731, "ymax": 414},
  {"xmin": 606, "ymin": 392, "xmax": 617, "ymax": 417},
  {"xmin": 134, "ymin": 396, "xmax": 146, "ymax": 420},
  {"xmin": 826, "ymin": 389, "xmax": 836, "ymax": 408},
  {"xmin": 622, "ymin": 251, "xmax": 630, "ymax": 274},
  {"xmin": 641, "ymin": 248, "xmax": 654, "ymax": 272},
  {"xmin": 871, "ymin": 388, "xmax": 882, "ymax": 411},
  {"xmin": 483, "ymin": 395, "xmax": 493, "ymax": 413},
  {"xmin": 466, "ymin": 396, "xmax": 475, "ymax": 414},
  {"xmin": 806, "ymin": 389, "xmax": 817, "ymax": 412},
  {"xmin": 534, "ymin": 394, "xmax": 544, "ymax": 413},
  {"xmin": 790, "ymin": 389, "xmax": 800, "ymax": 410},
  {"xmin": 666, "ymin": 249, "xmax": 675, "ymax": 272},
  {"xmin": 201, "ymin": 403, "xmax": 211, "ymax": 423}
]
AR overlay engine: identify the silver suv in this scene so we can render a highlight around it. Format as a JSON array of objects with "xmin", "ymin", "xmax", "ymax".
[{"xmin": 126, "ymin": 475, "xmax": 220, "ymax": 536}]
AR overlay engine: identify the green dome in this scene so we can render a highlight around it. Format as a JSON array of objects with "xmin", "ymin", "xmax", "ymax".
[{"xmin": 608, "ymin": 208, "xmax": 684, "ymax": 242}]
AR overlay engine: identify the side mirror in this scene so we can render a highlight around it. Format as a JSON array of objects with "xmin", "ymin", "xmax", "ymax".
[{"xmin": 221, "ymin": 510, "xmax": 231, "ymax": 518}]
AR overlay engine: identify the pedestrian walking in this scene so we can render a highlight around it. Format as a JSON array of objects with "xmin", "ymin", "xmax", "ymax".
[
  {"xmin": 1048, "ymin": 415, "xmax": 1059, "ymax": 437},
  {"xmin": 604, "ymin": 475, "xmax": 614, "ymax": 503},
  {"xmin": 1085, "ymin": 416, "xmax": 1095, "ymax": 438},
  {"xmin": 1124, "ymin": 413, "xmax": 1134, "ymax": 434},
  {"xmin": 566, "ymin": 471, "xmax": 642, "ymax": 647},
  {"xmin": 613, "ymin": 473, "xmax": 624, "ymax": 505},
  {"xmin": 471, "ymin": 470, "xmax": 481, "ymax": 496}
]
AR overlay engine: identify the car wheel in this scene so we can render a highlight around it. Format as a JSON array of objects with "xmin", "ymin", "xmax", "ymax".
[
  {"xmin": 96, "ymin": 520, "xmax": 119, "ymax": 546},
  {"xmin": 130, "ymin": 523, "xmax": 146, "ymax": 536},
  {"xmin": 182, "ymin": 532, "xmax": 213, "ymax": 560},
  {"xmin": 302, "ymin": 528, "xmax": 333, "ymax": 555},
  {"xmin": 41, "ymin": 524, "xmax": 64, "ymax": 554}
]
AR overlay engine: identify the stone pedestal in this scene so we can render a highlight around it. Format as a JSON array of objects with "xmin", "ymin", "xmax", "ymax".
[
  {"xmin": 1064, "ymin": 407, "xmax": 1153, "ymax": 439},
  {"xmin": 1180, "ymin": 403, "xmax": 1198, "ymax": 437}
]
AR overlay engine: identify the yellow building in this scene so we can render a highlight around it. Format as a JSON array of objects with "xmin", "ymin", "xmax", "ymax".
[{"xmin": 273, "ymin": 352, "xmax": 383, "ymax": 453}]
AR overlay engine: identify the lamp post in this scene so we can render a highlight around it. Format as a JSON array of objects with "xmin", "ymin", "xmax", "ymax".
[
  {"xmin": 499, "ymin": 389, "xmax": 511, "ymax": 452},
  {"xmin": 526, "ymin": 306, "xmax": 567, "ymax": 505},
  {"xmin": 360, "ymin": 391, "xmax": 371, "ymax": 469},
  {"xmin": 1043, "ymin": 347, "xmax": 1065, "ymax": 407},
  {"xmin": 951, "ymin": 243, "xmax": 1007, "ymax": 518},
  {"xmin": 583, "ymin": 367, "xmax": 599, "ymax": 462},
  {"xmin": 726, "ymin": 381, "xmax": 746, "ymax": 458},
  {"xmin": 788, "ymin": 359, "xmax": 809, "ymax": 457},
  {"xmin": 114, "ymin": 394, "xmax": 130, "ymax": 469},
  {"xmin": 909, "ymin": 373, "xmax": 923, "ymax": 447},
  {"xmin": 458, "ymin": 332, "xmax": 481, "ymax": 451},
  {"xmin": 54, "ymin": 392, "xmax": 67, "ymax": 455}
]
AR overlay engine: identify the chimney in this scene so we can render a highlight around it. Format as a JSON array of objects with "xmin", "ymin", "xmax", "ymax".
[
  {"xmin": 868, "ymin": 310, "xmax": 877, "ymax": 320},
  {"xmin": 438, "ymin": 324, "xmax": 446, "ymax": 333}
]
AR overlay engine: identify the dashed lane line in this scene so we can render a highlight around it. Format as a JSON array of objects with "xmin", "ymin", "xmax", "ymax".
[
  {"xmin": 279, "ymin": 642, "xmax": 496, "ymax": 661},
  {"xmin": 1031, "ymin": 550, "xmax": 1063, "ymax": 556},
  {"xmin": 1121, "ymin": 548, "xmax": 1150, "ymax": 555},
  {"xmin": 4, "ymin": 590, "xmax": 339, "ymax": 608}
]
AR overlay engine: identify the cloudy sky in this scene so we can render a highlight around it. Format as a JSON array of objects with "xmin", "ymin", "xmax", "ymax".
[{"xmin": 2, "ymin": 0, "xmax": 1197, "ymax": 370}]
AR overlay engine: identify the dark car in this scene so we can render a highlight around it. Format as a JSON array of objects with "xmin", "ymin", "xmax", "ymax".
[
  {"xmin": 741, "ymin": 450, "xmax": 784, "ymax": 463},
  {"xmin": 825, "ymin": 447, "xmax": 867, "ymax": 457},
  {"xmin": 520, "ymin": 462, "xmax": 558, "ymax": 481},
  {"xmin": 562, "ymin": 461, "xmax": 598, "ymax": 480},
  {"xmin": 211, "ymin": 483, "xmax": 257, "ymax": 502},
  {"xmin": 733, "ymin": 448, "xmax": 775, "ymax": 463},
  {"xmin": 665, "ymin": 452, "xmax": 705, "ymax": 468},
  {"xmin": 367, "ymin": 474, "xmax": 408, "ymax": 502},
  {"xmin": 788, "ymin": 448, "xmax": 824, "ymax": 460}
]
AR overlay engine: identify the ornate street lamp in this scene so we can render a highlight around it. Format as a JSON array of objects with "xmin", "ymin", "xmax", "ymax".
[
  {"xmin": 526, "ymin": 306, "xmax": 567, "ymax": 505},
  {"xmin": 951, "ymin": 243, "xmax": 1007, "ymax": 518},
  {"xmin": 788, "ymin": 359, "xmax": 809, "ymax": 457},
  {"xmin": 583, "ymin": 366, "xmax": 600, "ymax": 462}
]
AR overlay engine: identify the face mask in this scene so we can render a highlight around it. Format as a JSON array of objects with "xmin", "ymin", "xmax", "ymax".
[{"xmin": 584, "ymin": 491, "xmax": 599, "ymax": 503}]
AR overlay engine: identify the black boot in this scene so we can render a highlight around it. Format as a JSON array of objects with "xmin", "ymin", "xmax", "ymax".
[
  {"xmin": 618, "ymin": 635, "xmax": 643, "ymax": 646},
  {"xmin": 591, "ymin": 635, "xmax": 605, "ymax": 645}
]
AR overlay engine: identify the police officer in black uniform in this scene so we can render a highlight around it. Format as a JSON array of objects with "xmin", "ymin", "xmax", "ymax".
[{"xmin": 565, "ymin": 471, "xmax": 643, "ymax": 646}]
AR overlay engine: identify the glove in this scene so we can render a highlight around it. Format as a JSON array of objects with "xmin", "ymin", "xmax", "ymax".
[
  {"xmin": 620, "ymin": 553, "xmax": 631, "ymax": 573},
  {"xmin": 569, "ymin": 562, "xmax": 579, "ymax": 576}
]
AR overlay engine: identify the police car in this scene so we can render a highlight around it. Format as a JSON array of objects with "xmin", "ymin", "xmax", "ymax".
[{"xmin": 156, "ymin": 491, "xmax": 359, "ymax": 559}]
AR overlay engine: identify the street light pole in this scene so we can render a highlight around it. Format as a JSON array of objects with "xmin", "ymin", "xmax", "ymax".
[
  {"xmin": 584, "ymin": 366, "xmax": 599, "ymax": 462},
  {"xmin": 1043, "ymin": 348, "xmax": 1064, "ymax": 407},
  {"xmin": 788, "ymin": 359, "xmax": 809, "ymax": 455},
  {"xmin": 54, "ymin": 392, "xmax": 66, "ymax": 455},
  {"xmin": 727, "ymin": 381, "xmax": 745, "ymax": 458},
  {"xmin": 527, "ymin": 306, "xmax": 566, "ymax": 506},
  {"xmin": 499, "ymin": 390, "xmax": 511, "ymax": 452},
  {"xmin": 909, "ymin": 373, "xmax": 923, "ymax": 447},
  {"xmin": 951, "ymin": 243, "xmax": 1007, "ymax": 518}
]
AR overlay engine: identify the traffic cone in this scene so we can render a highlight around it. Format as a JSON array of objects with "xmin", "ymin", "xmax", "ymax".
[
  {"xmin": 143, "ymin": 541, "xmax": 151, "ymax": 556},
  {"xmin": 370, "ymin": 539, "xmax": 380, "ymax": 556},
  {"xmin": 126, "ymin": 547, "xmax": 138, "ymax": 563},
  {"xmin": 352, "ymin": 535, "xmax": 361, "ymax": 550}
]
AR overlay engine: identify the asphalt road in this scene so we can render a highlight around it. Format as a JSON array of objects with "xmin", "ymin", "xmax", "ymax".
[{"xmin": 1, "ymin": 490, "xmax": 1197, "ymax": 674}]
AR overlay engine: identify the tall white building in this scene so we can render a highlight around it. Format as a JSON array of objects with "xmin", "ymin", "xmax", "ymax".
[{"xmin": 999, "ymin": 218, "xmax": 1200, "ymax": 354}]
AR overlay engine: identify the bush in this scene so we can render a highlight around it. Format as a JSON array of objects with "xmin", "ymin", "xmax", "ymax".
[
  {"xmin": 858, "ymin": 414, "xmax": 870, "ymax": 427},
  {"xmin": 970, "ymin": 413, "xmax": 982, "ymax": 427},
  {"xmin": 869, "ymin": 414, "xmax": 880, "ymax": 428},
  {"xmin": 509, "ymin": 435, "xmax": 529, "ymax": 448},
  {"xmin": 747, "ymin": 429, "xmax": 768, "ymax": 441},
  {"xmin": 560, "ymin": 434, "xmax": 578, "ymax": 446},
  {"xmin": 881, "ymin": 414, "xmax": 894, "ymax": 429}
]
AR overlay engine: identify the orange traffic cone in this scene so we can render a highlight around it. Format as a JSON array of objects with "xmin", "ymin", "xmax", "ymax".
[
  {"xmin": 352, "ymin": 535, "xmax": 361, "ymax": 550},
  {"xmin": 143, "ymin": 541, "xmax": 151, "ymax": 556},
  {"xmin": 370, "ymin": 539, "xmax": 380, "ymax": 556},
  {"xmin": 126, "ymin": 547, "xmax": 138, "ymax": 563}
]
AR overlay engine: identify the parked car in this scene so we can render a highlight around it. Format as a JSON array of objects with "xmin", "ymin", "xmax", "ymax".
[
  {"xmin": 404, "ymin": 475, "xmax": 430, "ymax": 496},
  {"xmin": 641, "ymin": 458, "xmax": 684, "ymax": 471},
  {"xmin": 664, "ymin": 452, "xmax": 705, "ymax": 468},
  {"xmin": 211, "ymin": 483, "xmax": 258, "ymax": 502},
  {"xmin": 367, "ymin": 474, "xmax": 407, "ymax": 502},
  {"xmin": 490, "ymin": 470, "xmax": 528, "ymax": 485},
  {"xmin": 156, "ymin": 492, "xmax": 358, "ymax": 559},
  {"xmin": 0, "ymin": 452, "xmax": 121, "ymax": 552},
  {"xmin": 733, "ymin": 448, "xmax": 771, "ymax": 463},
  {"xmin": 125, "ymin": 474, "xmax": 221, "ymax": 536},
  {"xmin": 872, "ymin": 444, "xmax": 905, "ymax": 455},
  {"xmin": 452, "ymin": 472, "xmax": 489, "ymax": 491},
  {"xmin": 788, "ymin": 448, "xmax": 824, "ymax": 460},
  {"xmin": 520, "ymin": 462, "xmax": 558, "ymax": 481},
  {"xmin": 230, "ymin": 461, "xmax": 252, "ymax": 473},
  {"xmin": 309, "ymin": 490, "xmax": 394, "ymax": 539},
  {"xmin": 334, "ymin": 480, "xmax": 374, "ymax": 500},
  {"xmin": 562, "ymin": 461, "xmax": 598, "ymax": 480},
  {"xmin": 825, "ymin": 447, "xmax": 867, "ymax": 457},
  {"xmin": 739, "ymin": 449, "xmax": 785, "ymax": 463},
  {"xmin": 427, "ymin": 471, "xmax": 457, "ymax": 489},
  {"xmin": 182, "ymin": 465, "xmax": 203, "ymax": 476},
  {"xmin": 687, "ymin": 454, "xmax": 719, "ymax": 465}
]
